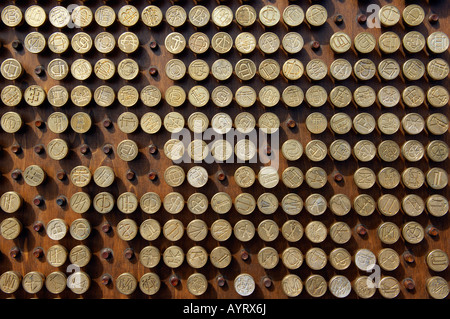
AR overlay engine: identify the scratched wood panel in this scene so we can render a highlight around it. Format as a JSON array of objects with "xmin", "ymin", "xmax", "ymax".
[{"xmin": 0, "ymin": 0, "xmax": 448, "ymax": 299}]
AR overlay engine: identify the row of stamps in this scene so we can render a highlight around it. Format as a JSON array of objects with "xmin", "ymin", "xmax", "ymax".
[
  {"xmin": 0, "ymin": 4, "xmax": 439, "ymax": 30},
  {"xmin": 2, "ymin": 270, "xmax": 448, "ymax": 298},
  {"xmin": 1, "ymin": 83, "xmax": 449, "ymax": 109},
  {"xmin": 2, "ymin": 187, "xmax": 448, "ymax": 217}
]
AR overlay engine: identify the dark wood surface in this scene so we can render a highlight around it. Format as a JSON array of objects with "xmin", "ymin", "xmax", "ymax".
[{"xmin": 0, "ymin": 0, "xmax": 448, "ymax": 299}]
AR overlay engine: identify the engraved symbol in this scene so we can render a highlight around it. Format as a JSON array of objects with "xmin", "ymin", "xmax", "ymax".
[
  {"xmin": 165, "ymin": 248, "xmax": 182, "ymax": 265},
  {"xmin": 259, "ymin": 223, "xmax": 276, "ymax": 240},
  {"xmin": 380, "ymin": 225, "xmax": 397, "ymax": 240},
  {"xmin": 117, "ymin": 276, "xmax": 135, "ymax": 291},
  {"xmin": 2, "ymin": 273, "xmax": 18, "ymax": 291},
  {"xmin": 333, "ymin": 251, "xmax": 351, "ymax": 267},
  {"xmin": 72, "ymin": 194, "xmax": 88, "ymax": 211},
  {"xmin": 47, "ymin": 220, "xmax": 66, "ymax": 240},
  {"xmin": 331, "ymin": 34, "xmax": 350, "ymax": 48},
  {"xmin": 165, "ymin": 222, "xmax": 183, "ymax": 239},
  {"xmin": 47, "ymin": 248, "xmax": 64, "ymax": 264},
  {"xmin": 23, "ymin": 274, "xmax": 42, "ymax": 292},
  {"xmin": 141, "ymin": 276, "xmax": 158, "ymax": 291},
  {"xmin": 118, "ymin": 222, "xmax": 136, "ymax": 239},
  {"xmin": 309, "ymin": 7, "xmax": 326, "ymax": 23},
  {"xmin": 213, "ymin": 223, "xmax": 230, "ymax": 239},
  {"xmin": 118, "ymin": 195, "xmax": 135, "ymax": 213},
  {"xmin": 25, "ymin": 87, "xmax": 43, "ymax": 104},
  {"xmin": 236, "ymin": 61, "xmax": 254, "ymax": 78},
  {"xmin": 141, "ymin": 249, "xmax": 159, "ymax": 266},
  {"xmin": 1, "ymin": 219, "xmax": 19, "ymax": 237},
  {"xmin": 187, "ymin": 224, "xmax": 206, "ymax": 240},
  {"xmin": 189, "ymin": 197, "xmax": 207, "ymax": 213},
  {"xmin": 168, "ymin": 35, "xmax": 184, "ymax": 51},
  {"xmin": 71, "ymin": 221, "xmax": 89, "ymax": 238},
  {"xmin": 404, "ymin": 224, "xmax": 422, "ymax": 239}
]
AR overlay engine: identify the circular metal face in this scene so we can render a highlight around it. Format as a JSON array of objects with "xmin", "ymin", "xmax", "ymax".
[
  {"xmin": 377, "ymin": 222, "xmax": 400, "ymax": 245},
  {"xmin": 283, "ymin": 5, "xmax": 304, "ymax": 27},
  {"xmin": 329, "ymin": 276, "xmax": 351, "ymax": 299},
  {"xmin": 234, "ymin": 274, "xmax": 255, "ymax": 297},
  {"xmin": 96, "ymin": 5, "xmax": 116, "ymax": 27},
  {"xmin": 282, "ymin": 247, "xmax": 303, "ymax": 270},
  {"xmin": 426, "ymin": 194, "xmax": 448, "ymax": 217},
  {"xmin": 258, "ymin": 32, "xmax": 280, "ymax": 54},
  {"xmin": 427, "ymin": 249, "xmax": 449, "ymax": 272},
  {"xmin": 165, "ymin": 32, "xmax": 186, "ymax": 54},
  {"xmin": 2, "ymin": 5, "xmax": 23, "ymax": 27},
  {"xmin": 0, "ymin": 192, "xmax": 22, "ymax": 214},
  {"xmin": 45, "ymin": 272, "xmax": 65, "ymax": 294},
  {"xmin": 378, "ymin": 59, "xmax": 400, "ymax": 81},
  {"xmin": 305, "ymin": 247, "xmax": 327, "ymax": 270},
  {"xmin": 236, "ymin": 5, "xmax": 257, "ymax": 27},
  {"xmin": 305, "ymin": 5, "xmax": 327, "ymax": 26},
  {"xmin": 163, "ymin": 246, "xmax": 184, "ymax": 268},
  {"xmin": 257, "ymin": 219, "xmax": 279, "ymax": 242},
  {"xmin": 234, "ymin": 166, "xmax": 256, "ymax": 188},
  {"xmin": 189, "ymin": 5, "xmax": 210, "ymax": 27},
  {"xmin": 355, "ymin": 249, "xmax": 376, "ymax": 272},
  {"xmin": 1, "ymin": 85, "xmax": 22, "ymax": 107},
  {"xmin": 212, "ymin": 5, "xmax": 233, "ymax": 28},
  {"xmin": 211, "ymin": 32, "xmax": 233, "ymax": 54},
  {"xmin": 72, "ymin": 6, "xmax": 93, "ymax": 28},
  {"xmin": 379, "ymin": 31, "xmax": 401, "ymax": 53},
  {"xmin": 211, "ymin": 219, "xmax": 232, "ymax": 241},
  {"xmin": 403, "ymin": 4, "xmax": 424, "ymax": 26},
  {"xmin": 355, "ymin": 32, "xmax": 376, "ymax": 53},
  {"xmin": 378, "ymin": 194, "xmax": 400, "ymax": 216},
  {"xmin": 259, "ymin": 5, "xmax": 280, "ymax": 27},
  {"xmin": 0, "ymin": 217, "xmax": 22, "ymax": 240},
  {"xmin": 330, "ymin": 31, "xmax": 352, "ymax": 53},
  {"xmin": 22, "ymin": 272, "xmax": 44, "ymax": 294},
  {"xmin": 305, "ymin": 221, "xmax": 327, "ymax": 243},
  {"xmin": 187, "ymin": 273, "xmax": 208, "ymax": 296},
  {"xmin": 330, "ymin": 59, "xmax": 352, "ymax": 80},
  {"xmin": 70, "ymin": 219, "xmax": 91, "ymax": 241},
  {"xmin": 46, "ymin": 218, "xmax": 68, "ymax": 241},
  {"xmin": 234, "ymin": 219, "xmax": 255, "ymax": 242},
  {"xmin": 428, "ymin": 31, "xmax": 449, "ymax": 54},
  {"xmin": 1, "ymin": 59, "xmax": 22, "ymax": 81},
  {"xmin": 330, "ymin": 86, "xmax": 352, "ymax": 108},
  {"xmin": 165, "ymin": 6, "xmax": 186, "ymax": 28},
  {"xmin": 305, "ymin": 275, "xmax": 327, "ymax": 298},
  {"xmin": 1, "ymin": 112, "xmax": 22, "ymax": 133},
  {"xmin": 379, "ymin": 277, "xmax": 400, "ymax": 299},
  {"xmin": 282, "ymin": 274, "xmax": 303, "ymax": 297},
  {"xmin": 210, "ymin": 247, "xmax": 231, "ymax": 269},
  {"xmin": 24, "ymin": 31, "xmax": 47, "ymax": 54},
  {"xmin": 402, "ymin": 221, "xmax": 424, "ymax": 244},
  {"xmin": 329, "ymin": 222, "xmax": 351, "ymax": 244},
  {"xmin": 403, "ymin": 31, "xmax": 425, "ymax": 54},
  {"xmin": 23, "ymin": 165, "xmax": 45, "ymax": 187},
  {"xmin": 427, "ymin": 58, "xmax": 449, "ymax": 81},
  {"xmin": 139, "ymin": 273, "xmax": 161, "ymax": 296},
  {"xmin": 379, "ymin": 5, "xmax": 400, "ymax": 26},
  {"xmin": 329, "ymin": 194, "xmax": 351, "ymax": 216},
  {"xmin": 140, "ymin": 193, "xmax": 161, "ymax": 215},
  {"xmin": 282, "ymin": 32, "xmax": 304, "ymax": 54},
  {"xmin": 378, "ymin": 248, "xmax": 400, "ymax": 271},
  {"xmin": 329, "ymin": 248, "xmax": 351, "ymax": 271},
  {"xmin": 115, "ymin": 273, "xmax": 136, "ymax": 296},
  {"xmin": 427, "ymin": 277, "xmax": 449, "ymax": 299}
]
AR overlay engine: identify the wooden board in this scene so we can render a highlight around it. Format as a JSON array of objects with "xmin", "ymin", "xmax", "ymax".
[{"xmin": 0, "ymin": 0, "xmax": 448, "ymax": 299}]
